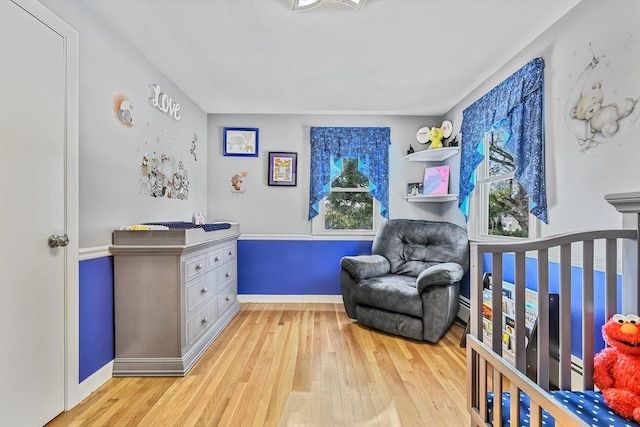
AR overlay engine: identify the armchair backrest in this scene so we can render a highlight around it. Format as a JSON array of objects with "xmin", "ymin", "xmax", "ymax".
[{"xmin": 372, "ymin": 219, "xmax": 469, "ymax": 277}]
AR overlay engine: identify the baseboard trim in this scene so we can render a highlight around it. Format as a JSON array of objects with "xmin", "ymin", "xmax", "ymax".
[
  {"xmin": 74, "ymin": 360, "xmax": 113, "ymax": 408},
  {"xmin": 238, "ymin": 295, "xmax": 343, "ymax": 304}
]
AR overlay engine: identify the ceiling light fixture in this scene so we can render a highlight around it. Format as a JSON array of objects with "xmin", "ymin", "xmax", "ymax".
[{"xmin": 292, "ymin": 0, "xmax": 365, "ymax": 11}]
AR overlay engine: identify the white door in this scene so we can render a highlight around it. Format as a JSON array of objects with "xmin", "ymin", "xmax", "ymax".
[{"xmin": 0, "ymin": 1, "xmax": 70, "ymax": 425}]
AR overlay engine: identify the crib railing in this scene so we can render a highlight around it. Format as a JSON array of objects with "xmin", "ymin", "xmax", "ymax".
[{"xmin": 467, "ymin": 229, "xmax": 638, "ymax": 427}]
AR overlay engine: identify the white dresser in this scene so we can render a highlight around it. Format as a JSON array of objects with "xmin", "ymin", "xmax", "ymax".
[{"xmin": 110, "ymin": 224, "xmax": 240, "ymax": 376}]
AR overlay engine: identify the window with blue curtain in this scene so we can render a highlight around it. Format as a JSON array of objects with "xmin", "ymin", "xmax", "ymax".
[
  {"xmin": 459, "ymin": 57, "xmax": 548, "ymax": 224},
  {"xmin": 309, "ymin": 127, "xmax": 391, "ymax": 220}
]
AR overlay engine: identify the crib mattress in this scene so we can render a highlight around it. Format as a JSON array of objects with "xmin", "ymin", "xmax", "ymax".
[{"xmin": 488, "ymin": 390, "xmax": 639, "ymax": 427}]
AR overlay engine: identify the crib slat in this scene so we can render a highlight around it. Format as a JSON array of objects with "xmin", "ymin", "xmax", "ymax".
[
  {"xmin": 479, "ymin": 356, "xmax": 488, "ymax": 421},
  {"xmin": 470, "ymin": 243, "xmax": 482, "ymax": 339},
  {"xmin": 492, "ymin": 253, "xmax": 503, "ymax": 355},
  {"xmin": 492, "ymin": 367, "xmax": 503, "ymax": 427},
  {"xmin": 559, "ymin": 244, "xmax": 572, "ymax": 390},
  {"xmin": 530, "ymin": 401, "xmax": 542, "ymax": 427},
  {"xmin": 582, "ymin": 240, "xmax": 595, "ymax": 390},
  {"xmin": 510, "ymin": 383, "xmax": 520, "ymax": 426},
  {"xmin": 536, "ymin": 248, "xmax": 550, "ymax": 390},
  {"xmin": 605, "ymin": 238, "xmax": 617, "ymax": 320},
  {"xmin": 514, "ymin": 251, "xmax": 526, "ymax": 373}
]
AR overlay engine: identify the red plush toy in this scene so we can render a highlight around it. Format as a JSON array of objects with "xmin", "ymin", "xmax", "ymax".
[{"xmin": 593, "ymin": 313, "xmax": 640, "ymax": 423}]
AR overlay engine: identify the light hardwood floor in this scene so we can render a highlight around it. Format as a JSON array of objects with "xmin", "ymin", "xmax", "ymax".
[{"xmin": 48, "ymin": 303, "xmax": 468, "ymax": 427}]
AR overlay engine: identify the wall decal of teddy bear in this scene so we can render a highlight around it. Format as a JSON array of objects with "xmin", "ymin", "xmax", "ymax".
[{"xmin": 565, "ymin": 43, "xmax": 639, "ymax": 152}]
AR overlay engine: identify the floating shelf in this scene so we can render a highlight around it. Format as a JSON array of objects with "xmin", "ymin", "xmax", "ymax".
[
  {"xmin": 404, "ymin": 147, "xmax": 460, "ymax": 162},
  {"xmin": 404, "ymin": 194, "xmax": 458, "ymax": 203}
]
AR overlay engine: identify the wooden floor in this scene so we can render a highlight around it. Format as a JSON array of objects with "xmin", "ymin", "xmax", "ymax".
[{"xmin": 47, "ymin": 303, "xmax": 468, "ymax": 427}]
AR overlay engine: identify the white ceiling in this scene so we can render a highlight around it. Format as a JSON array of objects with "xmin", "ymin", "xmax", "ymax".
[{"xmin": 85, "ymin": 0, "xmax": 580, "ymax": 116}]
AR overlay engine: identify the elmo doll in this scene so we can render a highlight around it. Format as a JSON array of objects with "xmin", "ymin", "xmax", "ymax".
[{"xmin": 593, "ymin": 313, "xmax": 640, "ymax": 423}]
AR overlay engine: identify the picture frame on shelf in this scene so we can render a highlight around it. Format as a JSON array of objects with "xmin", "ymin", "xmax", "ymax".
[
  {"xmin": 423, "ymin": 165, "xmax": 450, "ymax": 195},
  {"xmin": 407, "ymin": 182, "xmax": 423, "ymax": 197},
  {"xmin": 223, "ymin": 127, "xmax": 259, "ymax": 157},
  {"xmin": 268, "ymin": 152, "xmax": 297, "ymax": 186}
]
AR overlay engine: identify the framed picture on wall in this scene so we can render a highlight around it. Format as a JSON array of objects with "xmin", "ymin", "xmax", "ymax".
[
  {"xmin": 223, "ymin": 127, "xmax": 259, "ymax": 157},
  {"xmin": 268, "ymin": 152, "xmax": 297, "ymax": 186}
]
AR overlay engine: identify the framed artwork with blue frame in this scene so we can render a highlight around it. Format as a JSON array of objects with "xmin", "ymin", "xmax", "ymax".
[{"xmin": 223, "ymin": 127, "xmax": 259, "ymax": 157}]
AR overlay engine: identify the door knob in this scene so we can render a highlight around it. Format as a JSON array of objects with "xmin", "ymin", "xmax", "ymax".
[{"xmin": 48, "ymin": 234, "xmax": 69, "ymax": 248}]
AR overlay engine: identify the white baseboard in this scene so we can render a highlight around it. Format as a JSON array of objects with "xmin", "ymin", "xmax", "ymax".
[
  {"xmin": 72, "ymin": 360, "xmax": 113, "ymax": 408},
  {"xmin": 238, "ymin": 295, "xmax": 343, "ymax": 304}
]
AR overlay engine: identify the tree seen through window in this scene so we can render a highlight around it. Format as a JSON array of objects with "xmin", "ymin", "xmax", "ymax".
[{"xmin": 324, "ymin": 158, "xmax": 373, "ymax": 230}]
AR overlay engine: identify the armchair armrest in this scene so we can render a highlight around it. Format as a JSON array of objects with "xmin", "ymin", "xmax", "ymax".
[
  {"xmin": 416, "ymin": 262, "xmax": 464, "ymax": 293},
  {"xmin": 340, "ymin": 255, "xmax": 390, "ymax": 281}
]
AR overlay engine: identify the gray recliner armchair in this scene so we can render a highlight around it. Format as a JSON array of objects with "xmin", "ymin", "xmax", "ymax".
[{"xmin": 340, "ymin": 219, "xmax": 469, "ymax": 342}]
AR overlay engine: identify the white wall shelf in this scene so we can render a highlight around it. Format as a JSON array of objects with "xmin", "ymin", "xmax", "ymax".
[
  {"xmin": 405, "ymin": 194, "xmax": 458, "ymax": 203},
  {"xmin": 404, "ymin": 147, "xmax": 460, "ymax": 162}
]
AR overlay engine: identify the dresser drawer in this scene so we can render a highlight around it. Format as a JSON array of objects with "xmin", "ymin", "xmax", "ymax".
[
  {"xmin": 185, "ymin": 254, "xmax": 208, "ymax": 281},
  {"xmin": 187, "ymin": 299, "xmax": 217, "ymax": 346},
  {"xmin": 186, "ymin": 273, "xmax": 216, "ymax": 312},
  {"xmin": 223, "ymin": 243, "xmax": 236, "ymax": 263},
  {"xmin": 217, "ymin": 261, "xmax": 236, "ymax": 289},
  {"xmin": 207, "ymin": 249, "xmax": 224, "ymax": 270},
  {"xmin": 217, "ymin": 283, "xmax": 237, "ymax": 315}
]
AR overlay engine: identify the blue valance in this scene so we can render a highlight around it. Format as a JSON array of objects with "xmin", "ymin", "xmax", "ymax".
[
  {"xmin": 309, "ymin": 127, "xmax": 391, "ymax": 220},
  {"xmin": 459, "ymin": 57, "xmax": 548, "ymax": 223}
]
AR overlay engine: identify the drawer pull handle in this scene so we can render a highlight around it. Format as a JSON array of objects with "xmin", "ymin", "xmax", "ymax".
[
  {"xmin": 225, "ymin": 272, "xmax": 231, "ymax": 278},
  {"xmin": 202, "ymin": 317, "xmax": 208, "ymax": 324},
  {"xmin": 226, "ymin": 296, "xmax": 230, "ymax": 301},
  {"xmin": 201, "ymin": 287, "xmax": 208, "ymax": 294},
  {"xmin": 228, "ymin": 250, "xmax": 234, "ymax": 256},
  {"xmin": 195, "ymin": 263, "xmax": 204, "ymax": 271},
  {"xmin": 215, "ymin": 256, "xmax": 220, "ymax": 262}
]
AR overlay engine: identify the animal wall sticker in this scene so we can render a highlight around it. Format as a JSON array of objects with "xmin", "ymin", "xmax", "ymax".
[
  {"xmin": 230, "ymin": 171, "xmax": 248, "ymax": 195},
  {"xmin": 113, "ymin": 93, "xmax": 134, "ymax": 127},
  {"xmin": 191, "ymin": 133, "xmax": 198, "ymax": 161},
  {"xmin": 565, "ymin": 44, "xmax": 639, "ymax": 152},
  {"xmin": 140, "ymin": 152, "xmax": 189, "ymax": 200}
]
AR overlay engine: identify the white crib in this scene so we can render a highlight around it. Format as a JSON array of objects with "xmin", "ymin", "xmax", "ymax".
[{"xmin": 466, "ymin": 192, "xmax": 640, "ymax": 427}]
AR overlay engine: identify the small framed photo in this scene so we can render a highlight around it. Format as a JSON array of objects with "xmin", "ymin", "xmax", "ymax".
[
  {"xmin": 223, "ymin": 127, "xmax": 259, "ymax": 157},
  {"xmin": 407, "ymin": 182, "xmax": 423, "ymax": 197},
  {"xmin": 268, "ymin": 152, "xmax": 297, "ymax": 186}
]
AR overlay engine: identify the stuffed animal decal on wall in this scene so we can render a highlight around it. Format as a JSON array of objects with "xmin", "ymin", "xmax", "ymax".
[
  {"xmin": 570, "ymin": 81, "xmax": 635, "ymax": 141},
  {"xmin": 565, "ymin": 43, "xmax": 639, "ymax": 152},
  {"xmin": 593, "ymin": 313, "xmax": 640, "ymax": 423}
]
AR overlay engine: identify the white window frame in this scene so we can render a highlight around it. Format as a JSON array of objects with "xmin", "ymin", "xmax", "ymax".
[
  {"xmin": 468, "ymin": 132, "xmax": 540, "ymax": 241},
  {"xmin": 311, "ymin": 159, "xmax": 383, "ymax": 237}
]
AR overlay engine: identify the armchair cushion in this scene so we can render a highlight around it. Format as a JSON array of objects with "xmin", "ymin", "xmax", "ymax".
[
  {"xmin": 416, "ymin": 262, "xmax": 465, "ymax": 293},
  {"xmin": 355, "ymin": 275, "xmax": 423, "ymax": 318}
]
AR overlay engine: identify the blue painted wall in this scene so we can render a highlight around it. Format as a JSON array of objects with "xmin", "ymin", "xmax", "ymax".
[
  {"xmin": 79, "ymin": 257, "xmax": 114, "ymax": 382},
  {"xmin": 238, "ymin": 239, "xmax": 372, "ymax": 294},
  {"xmin": 482, "ymin": 253, "xmax": 622, "ymax": 358}
]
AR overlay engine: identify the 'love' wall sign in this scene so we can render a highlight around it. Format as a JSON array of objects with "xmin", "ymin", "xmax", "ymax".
[{"xmin": 149, "ymin": 83, "xmax": 182, "ymax": 120}]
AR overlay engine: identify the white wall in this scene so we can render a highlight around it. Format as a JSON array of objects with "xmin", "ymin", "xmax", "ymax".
[
  {"xmin": 40, "ymin": 0, "xmax": 209, "ymax": 248},
  {"xmin": 445, "ymin": 0, "xmax": 640, "ymax": 235},
  {"xmin": 207, "ymin": 114, "xmax": 451, "ymax": 235}
]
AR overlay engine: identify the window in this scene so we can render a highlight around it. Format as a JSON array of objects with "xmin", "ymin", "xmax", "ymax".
[
  {"xmin": 459, "ymin": 58, "xmax": 547, "ymax": 238},
  {"xmin": 318, "ymin": 158, "xmax": 378, "ymax": 232},
  {"xmin": 308, "ymin": 127, "xmax": 390, "ymax": 235},
  {"xmin": 475, "ymin": 129, "xmax": 532, "ymax": 238}
]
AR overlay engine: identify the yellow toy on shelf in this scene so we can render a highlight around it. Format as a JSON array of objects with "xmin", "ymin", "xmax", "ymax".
[{"xmin": 428, "ymin": 127, "xmax": 444, "ymax": 149}]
